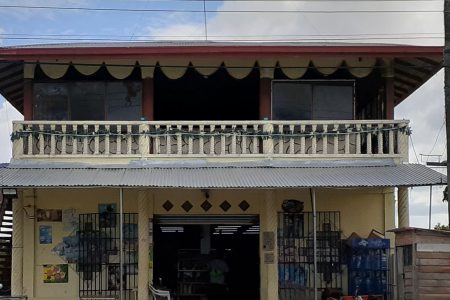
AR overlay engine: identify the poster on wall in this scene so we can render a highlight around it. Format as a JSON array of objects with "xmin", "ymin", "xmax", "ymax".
[
  {"xmin": 43, "ymin": 264, "xmax": 68, "ymax": 283},
  {"xmin": 37, "ymin": 209, "xmax": 62, "ymax": 222},
  {"xmin": 62, "ymin": 236, "xmax": 80, "ymax": 263},
  {"xmin": 62, "ymin": 209, "xmax": 78, "ymax": 232},
  {"xmin": 52, "ymin": 235, "xmax": 80, "ymax": 263},
  {"xmin": 39, "ymin": 225, "xmax": 52, "ymax": 244},
  {"xmin": 98, "ymin": 204, "xmax": 117, "ymax": 228}
]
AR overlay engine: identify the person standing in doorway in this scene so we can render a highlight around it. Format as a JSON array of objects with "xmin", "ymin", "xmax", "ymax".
[{"xmin": 207, "ymin": 249, "xmax": 229, "ymax": 300}]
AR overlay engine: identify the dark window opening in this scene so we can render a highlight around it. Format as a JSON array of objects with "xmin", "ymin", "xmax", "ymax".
[
  {"xmin": 154, "ymin": 66, "xmax": 260, "ymax": 121},
  {"xmin": 273, "ymin": 64, "xmax": 384, "ymax": 120},
  {"xmin": 402, "ymin": 245, "xmax": 413, "ymax": 266},
  {"xmin": 272, "ymin": 81, "xmax": 355, "ymax": 120},
  {"xmin": 33, "ymin": 81, "xmax": 142, "ymax": 121}
]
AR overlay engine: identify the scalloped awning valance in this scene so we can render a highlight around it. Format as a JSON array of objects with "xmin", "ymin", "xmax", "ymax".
[{"xmin": 24, "ymin": 57, "xmax": 377, "ymax": 80}]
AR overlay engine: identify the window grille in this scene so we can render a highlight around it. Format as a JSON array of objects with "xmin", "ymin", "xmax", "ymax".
[
  {"xmin": 78, "ymin": 213, "xmax": 138, "ymax": 300},
  {"xmin": 278, "ymin": 211, "xmax": 342, "ymax": 300}
]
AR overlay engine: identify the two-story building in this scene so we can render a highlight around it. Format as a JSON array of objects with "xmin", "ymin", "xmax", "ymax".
[{"xmin": 0, "ymin": 41, "xmax": 447, "ymax": 300}]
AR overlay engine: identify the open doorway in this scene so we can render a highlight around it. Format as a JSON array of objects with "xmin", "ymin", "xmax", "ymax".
[{"xmin": 153, "ymin": 216, "xmax": 260, "ymax": 300}]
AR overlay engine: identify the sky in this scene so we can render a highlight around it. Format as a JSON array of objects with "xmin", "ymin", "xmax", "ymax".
[{"xmin": 0, "ymin": 0, "xmax": 448, "ymax": 228}]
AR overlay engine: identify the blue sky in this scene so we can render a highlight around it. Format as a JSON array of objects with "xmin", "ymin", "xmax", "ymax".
[{"xmin": 0, "ymin": 0, "xmax": 448, "ymax": 228}]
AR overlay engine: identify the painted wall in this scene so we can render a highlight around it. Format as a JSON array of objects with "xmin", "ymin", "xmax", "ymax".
[{"xmin": 15, "ymin": 187, "xmax": 395, "ymax": 300}]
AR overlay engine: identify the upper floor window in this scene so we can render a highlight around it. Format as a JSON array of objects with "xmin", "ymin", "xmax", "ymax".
[
  {"xmin": 271, "ymin": 80, "xmax": 355, "ymax": 120},
  {"xmin": 33, "ymin": 81, "xmax": 142, "ymax": 121}
]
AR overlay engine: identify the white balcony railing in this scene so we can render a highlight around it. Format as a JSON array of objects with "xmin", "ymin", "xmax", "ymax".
[{"xmin": 11, "ymin": 120, "xmax": 409, "ymax": 161}]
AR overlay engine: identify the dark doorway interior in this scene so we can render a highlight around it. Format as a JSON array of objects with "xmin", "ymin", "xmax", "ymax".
[
  {"xmin": 154, "ymin": 67, "xmax": 260, "ymax": 121},
  {"xmin": 153, "ymin": 222, "xmax": 260, "ymax": 300}
]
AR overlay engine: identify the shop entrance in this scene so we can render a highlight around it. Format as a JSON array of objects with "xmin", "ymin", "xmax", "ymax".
[{"xmin": 153, "ymin": 215, "xmax": 260, "ymax": 300}]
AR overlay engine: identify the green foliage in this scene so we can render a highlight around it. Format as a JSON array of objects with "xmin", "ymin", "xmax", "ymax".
[{"xmin": 434, "ymin": 223, "xmax": 449, "ymax": 231}]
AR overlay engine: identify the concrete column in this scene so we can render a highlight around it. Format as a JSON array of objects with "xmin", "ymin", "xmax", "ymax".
[
  {"xmin": 11, "ymin": 194, "xmax": 23, "ymax": 296},
  {"xmin": 260, "ymin": 190, "xmax": 278, "ymax": 300},
  {"xmin": 397, "ymin": 121, "xmax": 410, "ymax": 163},
  {"xmin": 259, "ymin": 74, "xmax": 272, "ymax": 120},
  {"xmin": 137, "ymin": 190, "xmax": 150, "ymax": 300},
  {"xmin": 381, "ymin": 59, "xmax": 395, "ymax": 120},
  {"xmin": 23, "ymin": 79, "xmax": 33, "ymax": 121},
  {"xmin": 398, "ymin": 187, "xmax": 410, "ymax": 228},
  {"xmin": 22, "ymin": 189, "xmax": 35, "ymax": 298},
  {"xmin": 142, "ymin": 78, "xmax": 154, "ymax": 121}
]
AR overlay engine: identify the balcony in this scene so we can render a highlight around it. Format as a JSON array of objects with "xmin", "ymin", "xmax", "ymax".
[{"xmin": 11, "ymin": 120, "xmax": 409, "ymax": 162}]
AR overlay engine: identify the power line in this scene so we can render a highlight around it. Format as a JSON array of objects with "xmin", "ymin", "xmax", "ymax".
[
  {"xmin": 0, "ymin": 4, "xmax": 444, "ymax": 13},
  {"xmin": 0, "ymin": 36, "xmax": 443, "ymax": 42},
  {"xmin": 427, "ymin": 118, "xmax": 446, "ymax": 159},
  {"xmin": 410, "ymin": 135, "xmax": 421, "ymax": 164},
  {"xmin": 0, "ymin": 32, "xmax": 443, "ymax": 38},
  {"xmin": 7, "ymin": 0, "xmax": 445, "ymax": 2}
]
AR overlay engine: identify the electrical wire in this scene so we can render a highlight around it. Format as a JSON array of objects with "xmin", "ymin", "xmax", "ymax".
[
  {"xmin": 0, "ymin": 36, "xmax": 444, "ymax": 42},
  {"xmin": 410, "ymin": 135, "xmax": 421, "ymax": 164},
  {"xmin": 427, "ymin": 118, "xmax": 446, "ymax": 159},
  {"xmin": 0, "ymin": 4, "xmax": 444, "ymax": 13},
  {"xmin": 1, "ymin": 32, "xmax": 442, "ymax": 38},
  {"xmin": 0, "ymin": 32, "xmax": 444, "ymax": 40},
  {"xmin": 0, "ymin": 32, "xmax": 444, "ymax": 44},
  {"xmin": 6, "ymin": 0, "xmax": 445, "ymax": 2}
]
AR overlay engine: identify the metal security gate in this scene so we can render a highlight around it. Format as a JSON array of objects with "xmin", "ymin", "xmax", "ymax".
[
  {"xmin": 78, "ymin": 213, "xmax": 138, "ymax": 300},
  {"xmin": 278, "ymin": 211, "xmax": 342, "ymax": 300}
]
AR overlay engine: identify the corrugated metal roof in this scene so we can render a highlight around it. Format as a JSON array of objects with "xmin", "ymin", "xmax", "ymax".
[{"xmin": 0, "ymin": 163, "xmax": 445, "ymax": 188}]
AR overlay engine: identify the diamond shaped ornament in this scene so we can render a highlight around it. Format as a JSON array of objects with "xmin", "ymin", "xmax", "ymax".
[
  {"xmin": 238, "ymin": 200, "xmax": 250, "ymax": 212},
  {"xmin": 163, "ymin": 200, "xmax": 174, "ymax": 212},
  {"xmin": 182, "ymin": 201, "xmax": 193, "ymax": 212},
  {"xmin": 201, "ymin": 200, "xmax": 212, "ymax": 212},
  {"xmin": 220, "ymin": 200, "xmax": 231, "ymax": 212}
]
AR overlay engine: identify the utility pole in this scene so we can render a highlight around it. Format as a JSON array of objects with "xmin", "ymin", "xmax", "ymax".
[{"xmin": 445, "ymin": 0, "xmax": 450, "ymax": 228}]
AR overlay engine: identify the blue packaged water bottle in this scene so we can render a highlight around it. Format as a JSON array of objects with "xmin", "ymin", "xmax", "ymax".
[
  {"xmin": 381, "ymin": 251, "xmax": 388, "ymax": 270},
  {"xmin": 364, "ymin": 274, "xmax": 372, "ymax": 294}
]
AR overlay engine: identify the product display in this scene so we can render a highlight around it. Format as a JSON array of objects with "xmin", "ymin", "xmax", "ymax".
[{"xmin": 348, "ymin": 238, "xmax": 389, "ymax": 297}]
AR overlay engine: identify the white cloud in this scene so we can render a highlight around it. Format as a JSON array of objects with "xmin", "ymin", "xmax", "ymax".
[
  {"xmin": 142, "ymin": 1, "xmax": 443, "ymax": 45},
  {"xmin": 0, "ymin": 97, "xmax": 23, "ymax": 163}
]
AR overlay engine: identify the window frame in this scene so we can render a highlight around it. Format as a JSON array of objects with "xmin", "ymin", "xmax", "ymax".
[
  {"xmin": 271, "ymin": 79, "xmax": 356, "ymax": 120},
  {"xmin": 32, "ymin": 80, "xmax": 143, "ymax": 121}
]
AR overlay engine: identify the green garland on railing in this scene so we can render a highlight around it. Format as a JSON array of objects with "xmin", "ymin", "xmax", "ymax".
[{"xmin": 10, "ymin": 125, "xmax": 411, "ymax": 142}]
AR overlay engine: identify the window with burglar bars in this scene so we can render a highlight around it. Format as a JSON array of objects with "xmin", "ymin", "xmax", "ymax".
[
  {"xmin": 78, "ymin": 213, "xmax": 138, "ymax": 300},
  {"xmin": 278, "ymin": 211, "xmax": 342, "ymax": 300}
]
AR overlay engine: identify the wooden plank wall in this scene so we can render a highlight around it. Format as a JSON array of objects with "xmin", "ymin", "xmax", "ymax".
[
  {"xmin": 403, "ymin": 266, "xmax": 413, "ymax": 300},
  {"xmin": 416, "ymin": 251, "xmax": 450, "ymax": 299}
]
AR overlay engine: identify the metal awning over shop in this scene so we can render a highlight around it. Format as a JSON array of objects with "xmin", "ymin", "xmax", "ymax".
[{"xmin": 0, "ymin": 160, "xmax": 446, "ymax": 188}]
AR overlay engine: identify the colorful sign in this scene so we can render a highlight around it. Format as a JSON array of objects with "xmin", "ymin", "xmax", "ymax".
[
  {"xmin": 36, "ymin": 209, "xmax": 62, "ymax": 222},
  {"xmin": 39, "ymin": 225, "xmax": 52, "ymax": 244},
  {"xmin": 43, "ymin": 264, "xmax": 68, "ymax": 283}
]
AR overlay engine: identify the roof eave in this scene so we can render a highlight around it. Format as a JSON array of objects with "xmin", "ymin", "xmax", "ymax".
[{"xmin": 0, "ymin": 44, "xmax": 444, "ymax": 60}]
